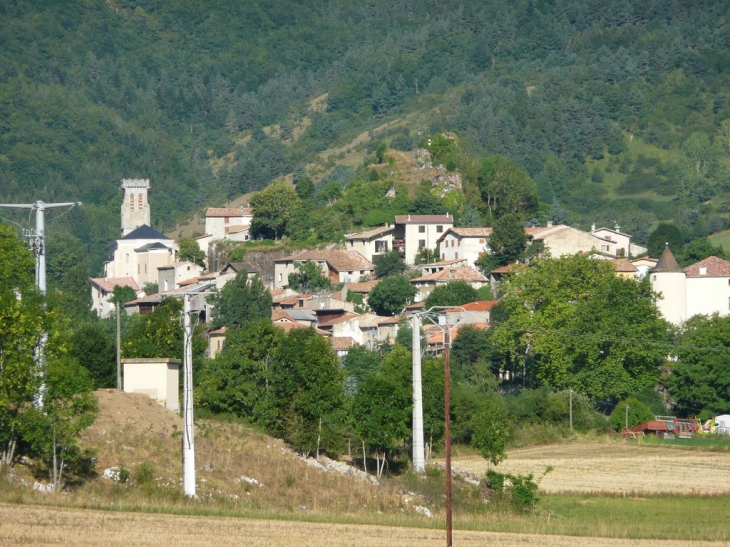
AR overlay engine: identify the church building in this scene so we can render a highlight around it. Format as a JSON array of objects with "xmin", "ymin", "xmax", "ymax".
[{"xmin": 91, "ymin": 179, "xmax": 177, "ymax": 317}]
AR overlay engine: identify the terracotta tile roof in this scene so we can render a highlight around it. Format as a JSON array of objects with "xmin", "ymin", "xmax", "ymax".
[
  {"xmin": 331, "ymin": 337, "xmax": 356, "ymax": 350},
  {"xmin": 209, "ymin": 327, "xmax": 227, "ymax": 336},
  {"xmin": 491, "ymin": 263, "xmax": 519, "ymax": 274},
  {"xmin": 317, "ymin": 312, "xmax": 360, "ymax": 327},
  {"xmin": 444, "ymin": 301, "xmax": 499, "ymax": 312},
  {"xmin": 206, "ymin": 207, "xmax": 252, "ymax": 218},
  {"xmin": 395, "ymin": 214, "xmax": 454, "ymax": 225},
  {"xmin": 436, "ymin": 227, "xmax": 492, "ymax": 243},
  {"xmin": 345, "ymin": 279, "xmax": 380, "ymax": 293},
  {"xmin": 195, "ymin": 234, "xmax": 213, "ymax": 240},
  {"xmin": 610, "ymin": 258, "xmax": 638, "ymax": 273},
  {"xmin": 274, "ymin": 250, "xmax": 374, "ymax": 272},
  {"xmin": 411, "ymin": 266, "xmax": 487, "ymax": 283},
  {"xmin": 278, "ymin": 295, "xmax": 301, "ymax": 306},
  {"xmin": 273, "ymin": 321, "xmax": 309, "ymax": 332},
  {"xmin": 684, "ymin": 256, "xmax": 730, "ymax": 277},
  {"xmin": 345, "ymin": 225, "xmax": 394, "ymax": 240},
  {"xmin": 631, "ymin": 257, "xmax": 658, "ymax": 264},
  {"xmin": 178, "ymin": 274, "xmax": 217, "ymax": 287},
  {"xmin": 272, "ymin": 309, "xmax": 293, "ymax": 322},
  {"xmin": 226, "ymin": 225, "xmax": 250, "ymax": 234},
  {"xmin": 90, "ymin": 277, "xmax": 139, "ymax": 294}
]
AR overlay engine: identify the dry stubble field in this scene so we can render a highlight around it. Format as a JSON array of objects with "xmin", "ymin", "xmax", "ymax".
[
  {"xmin": 1, "ymin": 503, "xmax": 728, "ymax": 547},
  {"xmin": 446, "ymin": 442, "xmax": 730, "ymax": 495}
]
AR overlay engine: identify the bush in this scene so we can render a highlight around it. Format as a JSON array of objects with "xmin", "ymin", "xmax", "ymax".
[
  {"xmin": 485, "ymin": 467, "xmax": 551, "ymax": 511},
  {"xmin": 609, "ymin": 397, "xmax": 655, "ymax": 432}
]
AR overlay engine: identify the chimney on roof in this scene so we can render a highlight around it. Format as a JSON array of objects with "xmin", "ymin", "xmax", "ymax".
[
  {"xmin": 408, "ymin": 214, "xmax": 411, "ymax": 221},
  {"xmin": 547, "ymin": 221, "xmax": 553, "ymax": 227},
  {"xmin": 591, "ymin": 223, "xmax": 596, "ymax": 232},
  {"xmin": 615, "ymin": 224, "xmax": 620, "ymax": 232},
  {"xmin": 449, "ymin": 268, "xmax": 455, "ymax": 279}
]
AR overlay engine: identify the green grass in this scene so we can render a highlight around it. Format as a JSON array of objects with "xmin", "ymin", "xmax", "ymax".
[
  {"xmin": 635, "ymin": 434, "xmax": 730, "ymax": 451},
  {"xmin": 709, "ymin": 228, "xmax": 730, "ymax": 254}
]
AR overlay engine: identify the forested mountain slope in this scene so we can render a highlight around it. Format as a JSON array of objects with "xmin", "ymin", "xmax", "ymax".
[{"xmin": 2, "ymin": 0, "xmax": 730, "ymax": 271}]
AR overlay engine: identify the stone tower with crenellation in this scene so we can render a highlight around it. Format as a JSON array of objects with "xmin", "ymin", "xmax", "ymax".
[{"xmin": 121, "ymin": 178, "xmax": 151, "ymax": 236}]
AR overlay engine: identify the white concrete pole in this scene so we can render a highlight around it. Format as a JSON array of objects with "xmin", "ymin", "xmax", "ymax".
[
  {"xmin": 182, "ymin": 294, "xmax": 196, "ymax": 498},
  {"xmin": 35, "ymin": 201, "xmax": 46, "ymax": 293},
  {"xmin": 412, "ymin": 314, "xmax": 425, "ymax": 473}
]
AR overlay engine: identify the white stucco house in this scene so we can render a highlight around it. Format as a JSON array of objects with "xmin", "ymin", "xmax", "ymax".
[
  {"xmin": 410, "ymin": 266, "xmax": 488, "ymax": 303},
  {"xmin": 436, "ymin": 227, "xmax": 492, "ymax": 268},
  {"xmin": 345, "ymin": 225, "xmax": 395, "ymax": 264},
  {"xmin": 394, "ymin": 214, "xmax": 454, "ymax": 265},
  {"xmin": 90, "ymin": 276, "xmax": 140, "ymax": 319},
  {"xmin": 649, "ymin": 248, "xmax": 730, "ymax": 325},
  {"xmin": 204, "ymin": 207, "xmax": 253, "ymax": 241},
  {"xmin": 157, "ymin": 261, "xmax": 205, "ymax": 292}
]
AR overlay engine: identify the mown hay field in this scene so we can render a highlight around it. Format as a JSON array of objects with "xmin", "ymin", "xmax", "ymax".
[
  {"xmin": 445, "ymin": 442, "xmax": 730, "ymax": 495},
  {"xmin": 1, "ymin": 503, "xmax": 728, "ymax": 547}
]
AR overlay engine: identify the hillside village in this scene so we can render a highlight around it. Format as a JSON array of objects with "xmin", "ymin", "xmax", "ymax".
[{"xmin": 92, "ymin": 173, "xmax": 730, "ymax": 367}]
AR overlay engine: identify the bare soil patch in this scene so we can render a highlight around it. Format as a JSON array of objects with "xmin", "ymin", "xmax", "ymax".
[
  {"xmin": 1, "ymin": 503, "xmax": 726, "ymax": 547},
  {"xmin": 446, "ymin": 442, "xmax": 730, "ymax": 495}
]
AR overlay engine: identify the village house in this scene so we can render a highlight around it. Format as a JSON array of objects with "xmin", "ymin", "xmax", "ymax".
[
  {"xmin": 609, "ymin": 258, "xmax": 639, "ymax": 279},
  {"xmin": 90, "ymin": 276, "xmax": 140, "ymax": 319},
  {"xmin": 394, "ymin": 213, "xmax": 454, "ymax": 265},
  {"xmin": 208, "ymin": 327, "xmax": 227, "ymax": 359},
  {"xmin": 272, "ymin": 250, "xmax": 374, "ymax": 290},
  {"xmin": 526, "ymin": 224, "xmax": 617, "ymax": 257},
  {"xmin": 410, "ymin": 266, "xmax": 488, "ymax": 303},
  {"xmin": 343, "ymin": 279, "xmax": 380, "ymax": 307},
  {"xmin": 344, "ymin": 225, "xmax": 395, "ymax": 264},
  {"xmin": 204, "ymin": 206, "xmax": 253, "ymax": 241},
  {"xmin": 444, "ymin": 300, "xmax": 499, "ymax": 325},
  {"xmin": 436, "ymin": 227, "xmax": 492, "ymax": 268},
  {"xmin": 157, "ymin": 261, "xmax": 205, "ymax": 292}
]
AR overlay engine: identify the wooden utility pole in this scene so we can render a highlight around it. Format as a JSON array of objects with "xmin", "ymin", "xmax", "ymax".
[{"xmin": 444, "ymin": 328, "xmax": 452, "ymax": 547}]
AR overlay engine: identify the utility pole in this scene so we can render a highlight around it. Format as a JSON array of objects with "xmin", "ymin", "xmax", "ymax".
[
  {"xmin": 0, "ymin": 200, "xmax": 80, "ymax": 408},
  {"xmin": 182, "ymin": 294, "xmax": 196, "ymax": 498},
  {"xmin": 444, "ymin": 328, "xmax": 453, "ymax": 547},
  {"xmin": 625, "ymin": 405, "xmax": 630, "ymax": 431},
  {"xmin": 116, "ymin": 304, "xmax": 122, "ymax": 390},
  {"xmin": 412, "ymin": 315, "xmax": 425, "ymax": 474}
]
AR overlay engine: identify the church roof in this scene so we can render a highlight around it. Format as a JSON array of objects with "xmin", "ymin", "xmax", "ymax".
[
  {"xmin": 121, "ymin": 224, "xmax": 171, "ymax": 240},
  {"xmin": 651, "ymin": 245, "xmax": 683, "ymax": 273}
]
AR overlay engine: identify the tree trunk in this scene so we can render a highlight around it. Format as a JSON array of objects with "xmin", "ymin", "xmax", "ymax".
[
  {"xmin": 316, "ymin": 416, "xmax": 322, "ymax": 461},
  {"xmin": 362, "ymin": 440, "xmax": 367, "ymax": 474}
]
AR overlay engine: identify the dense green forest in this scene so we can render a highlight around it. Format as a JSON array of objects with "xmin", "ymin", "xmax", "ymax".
[{"xmin": 2, "ymin": 0, "xmax": 730, "ymax": 273}]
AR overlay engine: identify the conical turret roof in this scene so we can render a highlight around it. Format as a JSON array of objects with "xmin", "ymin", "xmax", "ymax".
[{"xmin": 651, "ymin": 245, "xmax": 683, "ymax": 273}]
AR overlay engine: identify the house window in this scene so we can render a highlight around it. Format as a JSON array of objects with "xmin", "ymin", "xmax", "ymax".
[
  {"xmin": 138, "ymin": 194, "xmax": 143, "ymax": 209},
  {"xmin": 418, "ymin": 225, "xmax": 426, "ymax": 233},
  {"xmin": 129, "ymin": 194, "xmax": 135, "ymax": 211},
  {"xmin": 653, "ymin": 275, "xmax": 657, "ymax": 281},
  {"xmin": 224, "ymin": 217, "xmax": 230, "ymax": 224},
  {"xmin": 458, "ymin": 239, "xmax": 461, "ymax": 247},
  {"xmin": 455, "ymin": 252, "xmax": 459, "ymax": 259},
  {"xmin": 278, "ymin": 273, "xmax": 283, "ymax": 282},
  {"xmin": 441, "ymin": 253, "xmax": 445, "ymax": 260},
  {"xmin": 419, "ymin": 239, "xmax": 426, "ymax": 248},
  {"xmin": 436, "ymin": 225, "xmax": 443, "ymax": 233},
  {"xmin": 479, "ymin": 239, "xmax": 485, "ymax": 244},
  {"xmin": 601, "ymin": 245, "xmax": 609, "ymax": 252}
]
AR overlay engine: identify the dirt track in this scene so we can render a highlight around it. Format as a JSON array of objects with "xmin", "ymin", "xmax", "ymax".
[
  {"xmin": 1, "ymin": 503, "xmax": 727, "ymax": 547},
  {"xmin": 447, "ymin": 442, "xmax": 730, "ymax": 495}
]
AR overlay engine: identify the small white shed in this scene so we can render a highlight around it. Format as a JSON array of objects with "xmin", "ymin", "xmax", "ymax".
[
  {"xmin": 122, "ymin": 358, "xmax": 180, "ymax": 411},
  {"xmin": 716, "ymin": 415, "xmax": 730, "ymax": 435}
]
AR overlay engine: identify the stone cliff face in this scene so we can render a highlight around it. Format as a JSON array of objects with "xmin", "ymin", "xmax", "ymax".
[{"xmin": 237, "ymin": 249, "xmax": 290, "ymax": 287}]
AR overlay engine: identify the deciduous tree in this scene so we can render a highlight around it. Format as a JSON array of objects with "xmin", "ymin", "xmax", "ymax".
[
  {"xmin": 367, "ymin": 275, "xmax": 416, "ymax": 316},
  {"xmin": 250, "ymin": 180, "xmax": 301, "ymax": 240},
  {"xmin": 211, "ymin": 270, "xmax": 272, "ymax": 329}
]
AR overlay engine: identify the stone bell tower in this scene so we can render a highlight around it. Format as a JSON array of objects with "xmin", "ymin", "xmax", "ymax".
[{"xmin": 121, "ymin": 178, "xmax": 151, "ymax": 236}]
